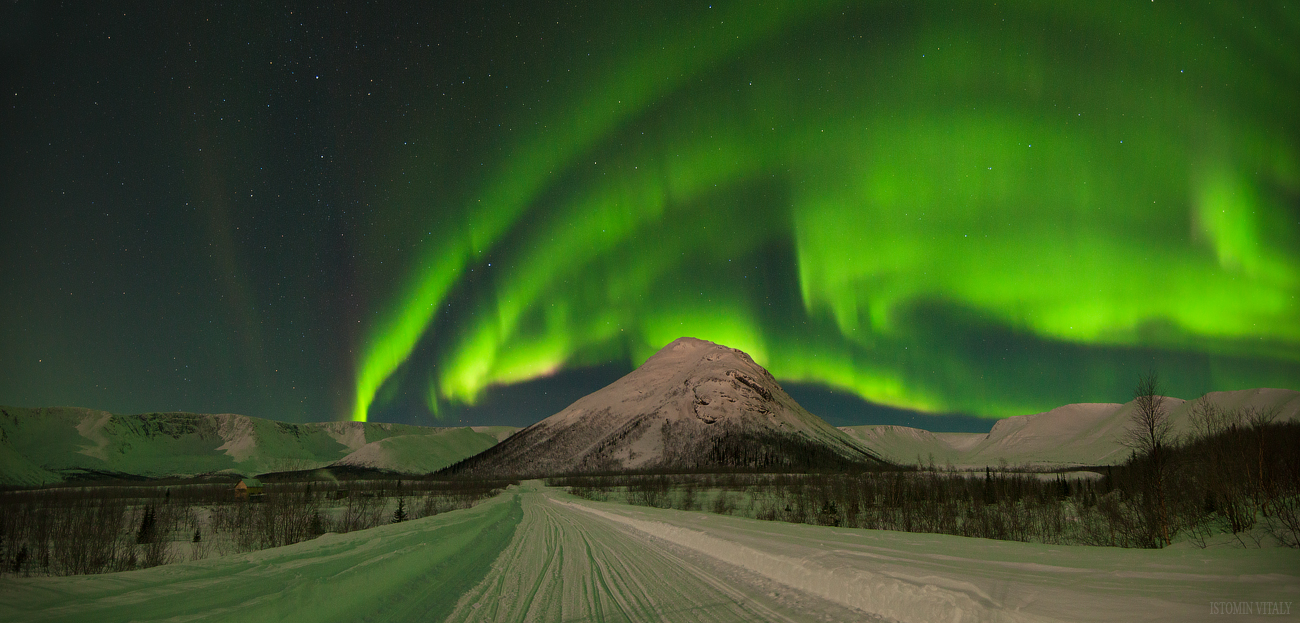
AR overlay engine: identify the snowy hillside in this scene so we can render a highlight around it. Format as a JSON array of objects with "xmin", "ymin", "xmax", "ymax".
[
  {"xmin": 841, "ymin": 388, "xmax": 1300, "ymax": 468},
  {"xmin": 0, "ymin": 406, "xmax": 517, "ymax": 485},
  {"xmin": 445, "ymin": 337, "xmax": 883, "ymax": 477}
]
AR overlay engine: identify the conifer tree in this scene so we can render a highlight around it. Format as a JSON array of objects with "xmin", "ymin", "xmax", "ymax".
[
  {"xmin": 391, "ymin": 498, "xmax": 407, "ymax": 523},
  {"xmin": 136, "ymin": 505, "xmax": 157, "ymax": 544}
]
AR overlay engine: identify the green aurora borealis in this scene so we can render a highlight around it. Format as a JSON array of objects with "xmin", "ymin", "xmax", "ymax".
[
  {"xmin": 354, "ymin": 2, "xmax": 1299, "ymax": 422},
  {"xmin": 2, "ymin": 2, "xmax": 1297, "ymax": 427}
]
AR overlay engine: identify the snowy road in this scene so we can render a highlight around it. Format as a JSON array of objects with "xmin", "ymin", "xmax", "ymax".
[
  {"xmin": 446, "ymin": 485, "xmax": 869, "ymax": 622},
  {"xmin": 554, "ymin": 490, "xmax": 1300, "ymax": 623},
  {"xmin": 3, "ymin": 483, "xmax": 1297, "ymax": 622}
]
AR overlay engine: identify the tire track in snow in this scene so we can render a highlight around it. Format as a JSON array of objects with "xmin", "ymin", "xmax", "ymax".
[
  {"xmin": 554, "ymin": 497, "xmax": 1022, "ymax": 623},
  {"xmin": 447, "ymin": 486, "xmax": 867, "ymax": 622}
]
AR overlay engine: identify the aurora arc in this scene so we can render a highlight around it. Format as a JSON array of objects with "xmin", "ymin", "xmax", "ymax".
[{"xmin": 353, "ymin": 2, "xmax": 1299, "ymax": 422}]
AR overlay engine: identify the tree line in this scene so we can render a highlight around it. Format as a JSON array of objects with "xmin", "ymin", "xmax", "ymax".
[{"xmin": 0, "ymin": 478, "xmax": 514, "ymax": 577}]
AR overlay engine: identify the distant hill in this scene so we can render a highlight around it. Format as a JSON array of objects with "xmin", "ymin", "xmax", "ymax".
[
  {"xmin": 839, "ymin": 388, "xmax": 1300, "ymax": 469},
  {"xmin": 0, "ymin": 406, "xmax": 517, "ymax": 486},
  {"xmin": 443, "ymin": 337, "xmax": 884, "ymax": 477}
]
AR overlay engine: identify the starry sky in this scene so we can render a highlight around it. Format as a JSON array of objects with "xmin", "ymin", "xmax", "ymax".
[{"xmin": 2, "ymin": 2, "xmax": 1297, "ymax": 431}]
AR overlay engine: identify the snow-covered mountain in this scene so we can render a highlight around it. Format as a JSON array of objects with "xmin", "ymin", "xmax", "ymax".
[
  {"xmin": 840, "ymin": 388, "xmax": 1300, "ymax": 469},
  {"xmin": 0, "ymin": 406, "xmax": 516, "ymax": 486},
  {"xmin": 444, "ymin": 337, "xmax": 884, "ymax": 477}
]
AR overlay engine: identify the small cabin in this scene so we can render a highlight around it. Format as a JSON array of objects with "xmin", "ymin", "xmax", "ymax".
[{"xmin": 234, "ymin": 478, "xmax": 264, "ymax": 501}]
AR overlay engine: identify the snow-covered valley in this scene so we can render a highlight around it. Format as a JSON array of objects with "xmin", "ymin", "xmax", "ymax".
[
  {"xmin": 4, "ymin": 344, "xmax": 1298, "ymax": 621},
  {"xmin": 3, "ymin": 483, "xmax": 1294, "ymax": 622}
]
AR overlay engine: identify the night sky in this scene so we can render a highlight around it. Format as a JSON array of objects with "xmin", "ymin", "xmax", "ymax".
[{"xmin": 2, "ymin": 2, "xmax": 1297, "ymax": 431}]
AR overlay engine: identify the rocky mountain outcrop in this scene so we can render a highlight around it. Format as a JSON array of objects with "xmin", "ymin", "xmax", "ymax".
[{"xmin": 443, "ymin": 337, "xmax": 884, "ymax": 477}]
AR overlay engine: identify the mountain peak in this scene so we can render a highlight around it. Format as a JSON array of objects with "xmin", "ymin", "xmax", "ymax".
[
  {"xmin": 643, "ymin": 336, "xmax": 765, "ymax": 374},
  {"xmin": 443, "ymin": 338, "xmax": 881, "ymax": 477}
]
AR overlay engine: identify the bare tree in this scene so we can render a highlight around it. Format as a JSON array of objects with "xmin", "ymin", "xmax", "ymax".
[
  {"xmin": 1244, "ymin": 405, "xmax": 1281, "ymax": 515},
  {"xmin": 1188, "ymin": 394, "xmax": 1222, "ymax": 441},
  {"xmin": 1122, "ymin": 370, "xmax": 1173, "ymax": 546}
]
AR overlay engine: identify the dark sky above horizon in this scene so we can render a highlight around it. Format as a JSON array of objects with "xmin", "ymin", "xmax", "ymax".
[{"xmin": 2, "ymin": 2, "xmax": 1297, "ymax": 430}]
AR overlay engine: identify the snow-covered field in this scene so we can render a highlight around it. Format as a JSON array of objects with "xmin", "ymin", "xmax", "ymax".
[{"xmin": 2, "ymin": 483, "xmax": 1296, "ymax": 622}]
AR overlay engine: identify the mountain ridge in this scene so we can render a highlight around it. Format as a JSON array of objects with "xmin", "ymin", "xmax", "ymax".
[
  {"xmin": 8, "ymin": 374, "xmax": 1295, "ymax": 484},
  {"xmin": 0, "ymin": 406, "xmax": 516, "ymax": 486},
  {"xmin": 839, "ymin": 388, "xmax": 1300, "ymax": 468}
]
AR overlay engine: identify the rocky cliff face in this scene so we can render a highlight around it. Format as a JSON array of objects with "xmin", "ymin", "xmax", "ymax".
[{"xmin": 444, "ymin": 337, "xmax": 883, "ymax": 477}]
